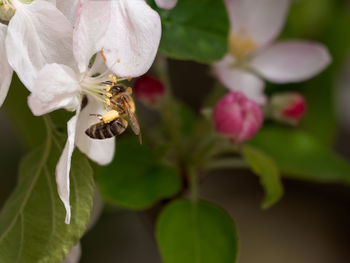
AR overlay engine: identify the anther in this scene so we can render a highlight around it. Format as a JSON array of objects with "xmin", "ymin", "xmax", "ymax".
[{"xmin": 106, "ymin": 85, "xmax": 111, "ymax": 92}]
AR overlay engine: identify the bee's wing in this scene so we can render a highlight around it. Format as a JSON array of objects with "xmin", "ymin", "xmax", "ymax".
[{"xmin": 123, "ymin": 97, "xmax": 142, "ymax": 144}]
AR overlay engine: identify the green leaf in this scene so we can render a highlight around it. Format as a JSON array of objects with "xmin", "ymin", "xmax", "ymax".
[
  {"xmin": 156, "ymin": 199, "xmax": 238, "ymax": 263},
  {"xmin": 152, "ymin": 0, "xmax": 229, "ymax": 63},
  {"xmin": 248, "ymin": 125, "xmax": 350, "ymax": 184},
  {"xmin": 0, "ymin": 134, "xmax": 94, "ymax": 262},
  {"xmin": 242, "ymin": 146, "xmax": 283, "ymax": 209},
  {"xmin": 97, "ymin": 138, "xmax": 181, "ymax": 209}
]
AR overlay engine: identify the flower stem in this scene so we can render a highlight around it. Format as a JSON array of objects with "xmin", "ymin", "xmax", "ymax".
[{"xmin": 188, "ymin": 167, "xmax": 199, "ymax": 203}]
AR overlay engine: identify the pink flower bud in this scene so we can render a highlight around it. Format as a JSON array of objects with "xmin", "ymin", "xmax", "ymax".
[
  {"xmin": 133, "ymin": 75, "xmax": 165, "ymax": 105},
  {"xmin": 213, "ymin": 92, "xmax": 263, "ymax": 143},
  {"xmin": 269, "ymin": 92, "xmax": 307, "ymax": 125}
]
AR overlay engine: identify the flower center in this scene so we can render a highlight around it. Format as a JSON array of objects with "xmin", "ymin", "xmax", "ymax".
[
  {"xmin": 0, "ymin": 0, "xmax": 16, "ymax": 22},
  {"xmin": 229, "ymin": 29, "xmax": 258, "ymax": 63},
  {"xmin": 80, "ymin": 71, "xmax": 127, "ymax": 109}
]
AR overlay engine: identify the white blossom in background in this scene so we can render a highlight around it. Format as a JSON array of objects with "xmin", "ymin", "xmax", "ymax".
[
  {"xmin": 213, "ymin": 0, "xmax": 331, "ymax": 104},
  {"xmin": 155, "ymin": 0, "xmax": 178, "ymax": 9},
  {"xmin": 28, "ymin": 0, "xmax": 161, "ymax": 224},
  {"xmin": 0, "ymin": 0, "xmax": 74, "ymax": 107}
]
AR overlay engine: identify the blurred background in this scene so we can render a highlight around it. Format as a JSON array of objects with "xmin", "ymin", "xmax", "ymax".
[{"xmin": 1, "ymin": 0, "xmax": 350, "ymax": 262}]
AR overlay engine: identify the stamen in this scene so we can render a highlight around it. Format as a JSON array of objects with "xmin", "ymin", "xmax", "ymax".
[
  {"xmin": 229, "ymin": 29, "xmax": 258, "ymax": 62},
  {"xmin": 100, "ymin": 50, "xmax": 107, "ymax": 62}
]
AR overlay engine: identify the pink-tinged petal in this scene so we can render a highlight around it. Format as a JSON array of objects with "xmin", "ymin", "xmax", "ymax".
[
  {"xmin": 228, "ymin": 0, "xmax": 289, "ymax": 47},
  {"xmin": 56, "ymin": 111, "xmax": 79, "ymax": 224},
  {"xmin": 100, "ymin": 0, "xmax": 161, "ymax": 77},
  {"xmin": 155, "ymin": 0, "xmax": 178, "ymax": 10},
  {"xmin": 213, "ymin": 55, "xmax": 266, "ymax": 105},
  {"xmin": 73, "ymin": 0, "xmax": 111, "ymax": 73},
  {"xmin": 251, "ymin": 40, "xmax": 331, "ymax": 83},
  {"xmin": 75, "ymin": 97, "xmax": 115, "ymax": 165},
  {"xmin": 57, "ymin": 0, "xmax": 81, "ymax": 25},
  {"xmin": 62, "ymin": 243, "xmax": 81, "ymax": 263},
  {"xmin": 6, "ymin": 0, "xmax": 74, "ymax": 89},
  {"xmin": 0, "ymin": 24, "xmax": 13, "ymax": 107},
  {"xmin": 28, "ymin": 64, "xmax": 81, "ymax": 116}
]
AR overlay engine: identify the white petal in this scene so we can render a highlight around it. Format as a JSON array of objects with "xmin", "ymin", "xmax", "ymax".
[
  {"xmin": 28, "ymin": 64, "xmax": 81, "ymax": 116},
  {"xmin": 155, "ymin": 0, "xmax": 178, "ymax": 9},
  {"xmin": 88, "ymin": 53, "xmax": 110, "ymax": 77},
  {"xmin": 251, "ymin": 40, "xmax": 331, "ymax": 83},
  {"xmin": 75, "ymin": 97, "xmax": 115, "ymax": 165},
  {"xmin": 62, "ymin": 243, "xmax": 81, "ymax": 263},
  {"xmin": 56, "ymin": 0, "xmax": 81, "ymax": 25},
  {"xmin": 100, "ymin": 0, "xmax": 161, "ymax": 77},
  {"xmin": 0, "ymin": 24, "xmax": 13, "ymax": 107},
  {"xmin": 73, "ymin": 0, "xmax": 111, "ymax": 73},
  {"xmin": 229, "ymin": 0, "xmax": 289, "ymax": 47},
  {"xmin": 6, "ymin": 0, "xmax": 74, "ymax": 89},
  {"xmin": 56, "ymin": 111, "xmax": 79, "ymax": 224},
  {"xmin": 214, "ymin": 55, "xmax": 266, "ymax": 104}
]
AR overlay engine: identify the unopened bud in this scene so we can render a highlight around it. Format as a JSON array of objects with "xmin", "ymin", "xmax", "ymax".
[
  {"xmin": 213, "ymin": 92, "xmax": 263, "ymax": 143},
  {"xmin": 269, "ymin": 92, "xmax": 307, "ymax": 125},
  {"xmin": 133, "ymin": 75, "xmax": 165, "ymax": 105}
]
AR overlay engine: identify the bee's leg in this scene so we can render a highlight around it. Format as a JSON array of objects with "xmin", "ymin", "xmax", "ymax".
[{"xmin": 89, "ymin": 114, "xmax": 103, "ymax": 122}]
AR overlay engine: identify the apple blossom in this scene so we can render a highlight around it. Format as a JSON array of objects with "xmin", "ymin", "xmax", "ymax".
[
  {"xmin": 0, "ymin": 0, "xmax": 74, "ymax": 107},
  {"xmin": 213, "ymin": 0, "xmax": 331, "ymax": 105},
  {"xmin": 269, "ymin": 92, "xmax": 307, "ymax": 125},
  {"xmin": 27, "ymin": 0, "xmax": 161, "ymax": 225},
  {"xmin": 213, "ymin": 91, "xmax": 263, "ymax": 143},
  {"xmin": 133, "ymin": 75, "xmax": 165, "ymax": 105}
]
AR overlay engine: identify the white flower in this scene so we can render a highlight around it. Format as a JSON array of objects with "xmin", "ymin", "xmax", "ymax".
[
  {"xmin": 155, "ymin": 0, "xmax": 177, "ymax": 10},
  {"xmin": 0, "ymin": 0, "xmax": 74, "ymax": 107},
  {"xmin": 28, "ymin": 0, "xmax": 161, "ymax": 224},
  {"xmin": 213, "ymin": 0, "xmax": 331, "ymax": 104}
]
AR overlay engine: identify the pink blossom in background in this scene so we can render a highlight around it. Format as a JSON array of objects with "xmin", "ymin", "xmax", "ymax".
[
  {"xmin": 214, "ymin": 91, "xmax": 263, "ymax": 143},
  {"xmin": 134, "ymin": 75, "xmax": 165, "ymax": 105},
  {"xmin": 269, "ymin": 92, "xmax": 307, "ymax": 125}
]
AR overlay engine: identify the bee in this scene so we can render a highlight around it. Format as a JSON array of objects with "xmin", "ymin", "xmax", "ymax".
[{"xmin": 85, "ymin": 84, "xmax": 142, "ymax": 143}]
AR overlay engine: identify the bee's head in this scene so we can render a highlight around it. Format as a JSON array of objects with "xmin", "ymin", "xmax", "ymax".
[{"xmin": 110, "ymin": 84, "xmax": 126, "ymax": 95}]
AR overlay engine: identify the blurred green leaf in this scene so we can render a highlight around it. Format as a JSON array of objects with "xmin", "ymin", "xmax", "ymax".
[
  {"xmin": 151, "ymin": 0, "xmax": 229, "ymax": 63},
  {"xmin": 248, "ymin": 125, "xmax": 350, "ymax": 184},
  {"xmin": 2, "ymin": 74, "xmax": 45, "ymax": 149},
  {"xmin": 0, "ymin": 133, "xmax": 94, "ymax": 262},
  {"xmin": 97, "ymin": 138, "xmax": 181, "ymax": 209},
  {"xmin": 242, "ymin": 146, "xmax": 283, "ymax": 209},
  {"xmin": 156, "ymin": 199, "xmax": 238, "ymax": 263}
]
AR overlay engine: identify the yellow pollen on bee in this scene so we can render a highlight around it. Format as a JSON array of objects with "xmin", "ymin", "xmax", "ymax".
[
  {"xmin": 102, "ymin": 110, "xmax": 119, "ymax": 123},
  {"xmin": 229, "ymin": 30, "xmax": 258, "ymax": 62},
  {"xmin": 106, "ymin": 99, "xmax": 111, "ymax": 106},
  {"xmin": 106, "ymin": 85, "xmax": 111, "ymax": 92},
  {"xmin": 106, "ymin": 92, "xmax": 113, "ymax": 98}
]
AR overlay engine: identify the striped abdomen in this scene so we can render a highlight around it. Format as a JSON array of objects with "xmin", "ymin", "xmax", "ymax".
[{"xmin": 85, "ymin": 118, "xmax": 127, "ymax": 140}]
